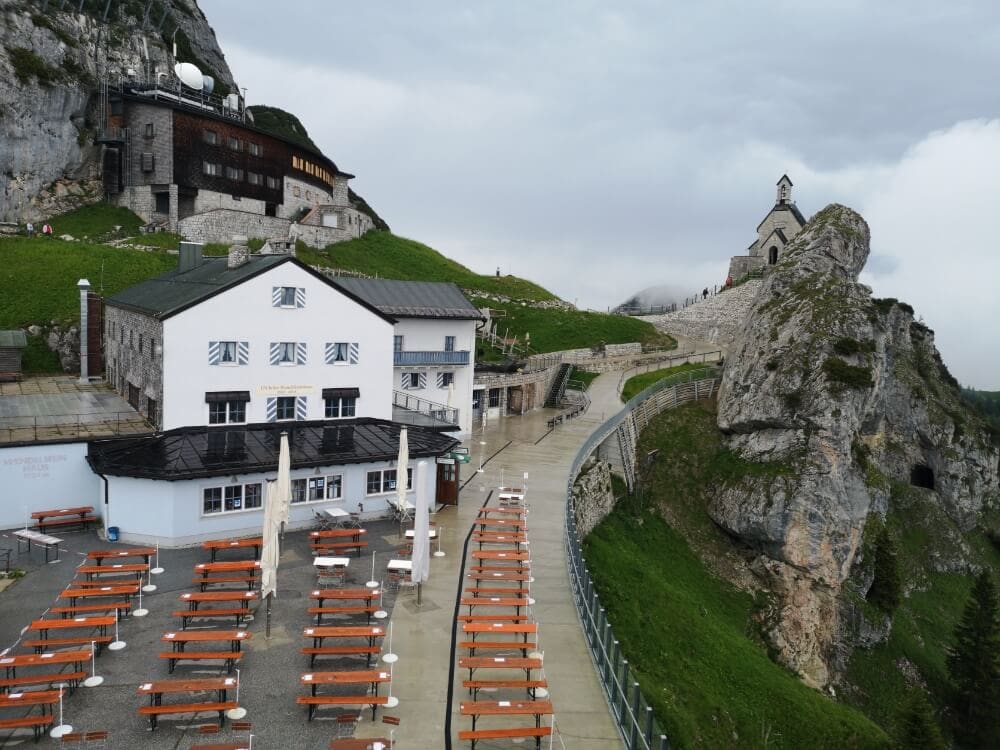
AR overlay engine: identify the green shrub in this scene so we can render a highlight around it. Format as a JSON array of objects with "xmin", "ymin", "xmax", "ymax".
[
  {"xmin": 868, "ymin": 528, "xmax": 903, "ymax": 613},
  {"xmin": 823, "ymin": 357, "xmax": 874, "ymax": 389},
  {"xmin": 833, "ymin": 337, "xmax": 875, "ymax": 356},
  {"xmin": 9, "ymin": 47, "xmax": 62, "ymax": 87},
  {"xmin": 765, "ymin": 358, "xmax": 780, "ymax": 371}
]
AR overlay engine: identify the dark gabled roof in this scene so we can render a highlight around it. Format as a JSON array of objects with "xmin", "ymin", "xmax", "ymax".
[
  {"xmin": 756, "ymin": 202, "xmax": 808, "ymax": 233},
  {"xmin": 773, "ymin": 228, "xmax": 788, "ymax": 244},
  {"xmin": 87, "ymin": 418, "xmax": 459, "ymax": 481},
  {"xmin": 777, "ymin": 174, "xmax": 793, "ymax": 186},
  {"xmin": 332, "ymin": 278, "xmax": 484, "ymax": 320},
  {"xmin": 105, "ymin": 255, "xmax": 395, "ymax": 323},
  {"xmin": 0, "ymin": 330, "xmax": 27, "ymax": 348}
]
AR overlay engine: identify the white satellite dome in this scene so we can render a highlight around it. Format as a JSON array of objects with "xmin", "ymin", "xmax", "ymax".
[{"xmin": 174, "ymin": 62, "xmax": 204, "ymax": 90}]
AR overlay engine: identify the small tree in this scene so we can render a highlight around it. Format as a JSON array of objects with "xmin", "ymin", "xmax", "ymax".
[
  {"xmin": 946, "ymin": 570, "xmax": 999, "ymax": 748},
  {"xmin": 894, "ymin": 691, "xmax": 946, "ymax": 750},
  {"xmin": 868, "ymin": 528, "xmax": 902, "ymax": 613}
]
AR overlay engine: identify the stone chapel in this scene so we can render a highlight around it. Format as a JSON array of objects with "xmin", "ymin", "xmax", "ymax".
[{"xmin": 728, "ymin": 175, "xmax": 807, "ymax": 279}]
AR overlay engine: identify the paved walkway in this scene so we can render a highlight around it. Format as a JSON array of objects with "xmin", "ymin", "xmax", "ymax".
[{"xmin": 365, "ymin": 372, "xmax": 630, "ymax": 748}]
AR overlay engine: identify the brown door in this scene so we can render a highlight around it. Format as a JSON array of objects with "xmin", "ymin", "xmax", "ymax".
[
  {"xmin": 436, "ymin": 461, "xmax": 459, "ymax": 505},
  {"xmin": 87, "ymin": 293, "xmax": 104, "ymax": 376}
]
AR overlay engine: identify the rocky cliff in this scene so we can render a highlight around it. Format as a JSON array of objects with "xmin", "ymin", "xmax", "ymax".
[
  {"xmin": 0, "ymin": 0, "xmax": 234, "ymax": 221},
  {"xmin": 712, "ymin": 204, "xmax": 999, "ymax": 687}
]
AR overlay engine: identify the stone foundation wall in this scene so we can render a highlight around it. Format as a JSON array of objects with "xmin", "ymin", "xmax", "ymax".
[
  {"xmin": 291, "ymin": 220, "xmax": 367, "ymax": 249},
  {"xmin": 104, "ymin": 306, "xmax": 163, "ymax": 428},
  {"xmin": 178, "ymin": 208, "xmax": 291, "ymax": 243},
  {"xmin": 572, "ymin": 458, "xmax": 615, "ymax": 538}
]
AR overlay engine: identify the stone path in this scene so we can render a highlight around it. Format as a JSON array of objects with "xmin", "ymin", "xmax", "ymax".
[
  {"xmin": 644, "ymin": 279, "xmax": 762, "ymax": 347},
  {"xmin": 364, "ymin": 372, "xmax": 632, "ymax": 748}
]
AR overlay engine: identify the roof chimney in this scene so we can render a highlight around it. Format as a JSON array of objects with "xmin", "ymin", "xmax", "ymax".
[
  {"xmin": 178, "ymin": 241, "xmax": 204, "ymax": 272},
  {"xmin": 227, "ymin": 243, "xmax": 250, "ymax": 269}
]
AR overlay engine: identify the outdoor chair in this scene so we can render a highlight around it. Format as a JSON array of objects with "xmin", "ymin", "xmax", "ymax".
[
  {"xmin": 386, "ymin": 571, "xmax": 404, "ymax": 591},
  {"xmin": 382, "ymin": 715, "xmax": 401, "ymax": 727},
  {"xmin": 347, "ymin": 512, "xmax": 363, "ymax": 528},
  {"xmin": 84, "ymin": 731, "xmax": 109, "ymax": 749},
  {"xmin": 198, "ymin": 724, "xmax": 220, "ymax": 735},
  {"xmin": 314, "ymin": 510, "xmax": 333, "ymax": 530},
  {"xmin": 335, "ymin": 713, "xmax": 361, "ymax": 737},
  {"xmin": 397, "ymin": 544, "xmax": 412, "ymax": 559}
]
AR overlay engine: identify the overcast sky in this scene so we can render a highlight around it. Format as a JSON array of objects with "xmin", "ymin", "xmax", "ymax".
[{"xmin": 201, "ymin": 1, "xmax": 1000, "ymax": 388}]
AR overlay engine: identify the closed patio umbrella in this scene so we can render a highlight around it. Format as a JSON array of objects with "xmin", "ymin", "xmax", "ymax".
[
  {"xmin": 260, "ymin": 479, "xmax": 281, "ymax": 638},
  {"xmin": 411, "ymin": 460, "xmax": 431, "ymax": 605},
  {"xmin": 275, "ymin": 431, "xmax": 292, "ymax": 536},
  {"xmin": 396, "ymin": 427, "xmax": 409, "ymax": 520}
]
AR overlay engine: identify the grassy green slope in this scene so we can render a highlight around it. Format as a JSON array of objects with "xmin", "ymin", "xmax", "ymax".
[
  {"xmin": 0, "ymin": 238, "xmax": 175, "ymax": 328},
  {"xmin": 296, "ymin": 232, "xmax": 556, "ymax": 301},
  {"xmin": 620, "ymin": 362, "xmax": 707, "ymax": 401},
  {"xmin": 584, "ymin": 401, "xmax": 890, "ymax": 748},
  {"xmin": 472, "ymin": 297, "xmax": 675, "ymax": 354}
]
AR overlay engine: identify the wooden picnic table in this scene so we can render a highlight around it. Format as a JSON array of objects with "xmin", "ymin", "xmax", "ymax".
[
  {"xmin": 59, "ymin": 585, "xmax": 135, "ymax": 608},
  {"xmin": 473, "ymin": 531, "xmax": 527, "ymax": 543},
  {"xmin": 137, "ymin": 676, "xmax": 237, "ymax": 705},
  {"xmin": 190, "ymin": 745, "xmax": 250, "ymax": 750},
  {"xmin": 459, "ymin": 656, "xmax": 543, "ymax": 682},
  {"xmin": 300, "ymin": 669, "xmax": 390, "ymax": 696},
  {"xmin": 0, "ymin": 689, "xmax": 59, "ymax": 710},
  {"xmin": 77, "ymin": 563, "xmax": 148, "ymax": 581},
  {"xmin": 477, "ymin": 506, "xmax": 526, "ymax": 517},
  {"xmin": 460, "ymin": 597, "xmax": 531, "ymax": 616},
  {"xmin": 460, "ymin": 699, "xmax": 553, "ymax": 748},
  {"xmin": 0, "ymin": 649, "xmax": 91, "ymax": 678},
  {"xmin": 179, "ymin": 590, "xmax": 258, "ymax": 609},
  {"xmin": 310, "ymin": 529, "xmax": 367, "ymax": 540},
  {"xmin": 193, "ymin": 560, "xmax": 261, "ymax": 591},
  {"xmin": 202, "ymin": 537, "xmax": 263, "ymax": 562},
  {"xmin": 29, "ymin": 616, "xmax": 113, "ymax": 637},
  {"xmin": 160, "ymin": 630, "xmax": 250, "ymax": 673},
  {"xmin": 32, "ymin": 506, "xmax": 97, "ymax": 532},
  {"xmin": 309, "ymin": 589, "xmax": 379, "ymax": 605},
  {"xmin": 476, "ymin": 519, "xmax": 528, "ymax": 533},
  {"xmin": 87, "ymin": 547, "xmax": 155, "ymax": 565},
  {"xmin": 302, "ymin": 625, "xmax": 384, "ymax": 668},
  {"xmin": 195, "ymin": 561, "xmax": 262, "ymax": 573}
]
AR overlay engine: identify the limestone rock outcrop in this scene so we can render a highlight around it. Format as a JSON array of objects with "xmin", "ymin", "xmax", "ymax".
[
  {"xmin": 712, "ymin": 204, "xmax": 999, "ymax": 687},
  {"xmin": 0, "ymin": 0, "xmax": 234, "ymax": 221}
]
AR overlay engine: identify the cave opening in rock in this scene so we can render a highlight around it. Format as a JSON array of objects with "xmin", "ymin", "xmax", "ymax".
[{"xmin": 910, "ymin": 464, "xmax": 935, "ymax": 490}]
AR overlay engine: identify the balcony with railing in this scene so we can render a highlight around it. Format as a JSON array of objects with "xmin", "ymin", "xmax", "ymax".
[
  {"xmin": 393, "ymin": 350, "xmax": 470, "ymax": 367},
  {"xmin": 392, "ymin": 391, "xmax": 459, "ymax": 430}
]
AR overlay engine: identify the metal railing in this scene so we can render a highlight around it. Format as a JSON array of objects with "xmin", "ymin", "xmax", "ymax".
[
  {"xmin": 616, "ymin": 351, "xmax": 723, "ymax": 394},
  {"xmin": 564, "ymin": 371, "xmax": 723, "ymax": 749},
  {"xmin": 391, "ymin": 390, "xmax": 459, "ymax": 427},
  {"xmin": 394, "ymin": 351, "xmax": 470, "ymax": 366},
  {"xmin": 0, "ymin": 412, "xmax": 151, "ymax": 444}
]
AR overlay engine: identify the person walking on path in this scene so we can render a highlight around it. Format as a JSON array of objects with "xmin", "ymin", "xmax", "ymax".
[
  {"xmin": 42, "ymin": 223, "xmax": 52, "ymax": 237},
  {"xmin": 725, "ymin": 274, "xmax": 733, "ymax": 289},
  {"xmin": 702, "ymin": 287, "xmax": 708, "ymax": 300}
]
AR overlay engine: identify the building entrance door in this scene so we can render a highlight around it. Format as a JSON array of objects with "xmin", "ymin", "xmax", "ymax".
[{"xmin": 436, "ymin": 461, "xmax": 459, "ymax": 505}]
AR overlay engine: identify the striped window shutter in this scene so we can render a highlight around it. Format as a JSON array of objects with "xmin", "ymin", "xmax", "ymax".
[
  {"xmin": 324, "ymin": 343, "xmax": 335, "ymax": 365},
  {"xmin": 400, "ymin": 372, "xmax": 410, "ymax": 389},
  {"xmin": 208, "ymin": 341, "xmax": 221, "ymax": 365},
  {"xmin": 295, "ymin": 288, "xmax": 306, "ymax": 308},
  {"xmin": 237, "ymin": 341, "xmax": 249, "ymax": 365},
  {"xmin": 436, "ymin": 372, "xmax": 446, "ymax": 388},
  {"xmin": 296, "ymin": 342, "xmax": 307, "ymax": 365},
  {"xmin": 349, "ymin": 342, "xmax": 359, "ymax": 364},
  {"xmin": 418, "ymin": 372, "xmax": 427, "ymax": 389},
  {"xmin": 269, "ymin": 343, "xmax": 281, "ymax": 365},
  {"xmin": 266, "ymin": 397, "xmax": 277, "ymax": 422},
  {"xmin": 271, "ymin": 287, "xmax": 282, "ymax": 307},
  {"xmin": 295, "ymin": 396, "xmax": 308, "ymax": 421}
]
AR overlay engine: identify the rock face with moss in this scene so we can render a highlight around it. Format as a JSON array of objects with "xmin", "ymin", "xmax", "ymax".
[
  {"xmin": 0, "ymin": 0, "xmax": 234, "ymax": 221},
  {"xmin": 712, "ymin": 204, "xmax": 999, "ymax": 687}
]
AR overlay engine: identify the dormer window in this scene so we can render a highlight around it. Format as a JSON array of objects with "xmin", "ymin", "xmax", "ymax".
[{"xmin": 280, "ymin": 287, "xmax": 296, "ymax": 306}]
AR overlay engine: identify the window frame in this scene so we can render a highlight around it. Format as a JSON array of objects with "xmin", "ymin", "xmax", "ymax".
[
  {"xmin": 440, "ymin": 372, "xmax": 454, "ymax": 388},
  {"xmin": 444, "ymin": 336, "xmax": 456, "ymax": 352},
  {"xmin": 203, "ymin": 129, "xmax": 217, "ymax": 145},
  {"xmin": 279, "ymin": 286, "xmax": 297, "ymax": 307},
  {"xmin": 365, "ymin": 467, "xmax": 413, "ymax": 497},
  {"xmin": 275, "ymin": 396, "xmax": 296, "ymax": 421},
  {"xmin": 324, "ymin": 395, "xmax": 357, "ymax": 419},
  {"xmin": 201, "ymin": 481, "xmax": 264, "ymax": 517},
  {"xmin": 208, "ymin": 399, "xmax": 247, "ymax": 425}
]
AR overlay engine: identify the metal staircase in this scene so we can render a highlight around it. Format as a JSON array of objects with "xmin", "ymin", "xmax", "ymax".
[{"xmin": 545, "ymin": 363, "xmax": 573, "ymax": 408}]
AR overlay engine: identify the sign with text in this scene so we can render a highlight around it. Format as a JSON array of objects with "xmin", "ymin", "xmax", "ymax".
[{"xmin": 256, "ymin": 385, "xmax": 316, "ymax": 397}]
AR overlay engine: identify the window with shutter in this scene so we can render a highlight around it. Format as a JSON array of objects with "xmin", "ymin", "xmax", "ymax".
[
  {"xmin": 349, "ymin": 343, "xmax": 359, "ymax": 364},
  {"xmin": 296, "ymin": 342, "xmax": 307, "ymax": 365}
]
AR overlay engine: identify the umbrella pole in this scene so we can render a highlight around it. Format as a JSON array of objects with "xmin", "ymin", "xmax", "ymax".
[
  {"xmin": 417, "ymin": 581, "xmax": 422, "ymax": 606},
  {"xmin": 265, "ymin": 592, "xmax": 272, "ymax": 638}
]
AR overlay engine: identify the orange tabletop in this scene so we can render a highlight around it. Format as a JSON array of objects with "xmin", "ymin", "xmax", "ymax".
[
  {"xmin": 463, "ymin": 622, "xmax": 538, "ymax": 634},
  {"xmin": 309, "ymin": 529, "xmax": 368, "ymax": 539},
  {"xmin": 137, "ymin": 676, "xmax": 237, "ymax": 695},
  {"xmin": 0, "ymin": 649, "xmax": 91, "ymax": 671},
  {"xmin": 473, "ymin": 531, "xmax": 528, "ymax": 542},
  {"xmin": 77, "ymin": 563, "xmax": 148, "ymax": 578},
  {"xmin": 309, "ymin": 588, "xmax": 380, "ymax": 601},
  {"xmin": 180, "ymin": 591, "xmax": 258, "ymax": 605},
  {"xmin": 202, "ymin": 538, "xmax": 263, "ymax": 549},
  {"xmin": 162, "ymin": 630, "xmax": 251, "ymax": 644},
  {"xmin": 460, "ymin": 598, "xmax": 531, "ymax": 609},
  {"xmin": 460, "ymin": 698, "xmax": 553, "ymax": 717},
  {"xmin": 471, "ymin": 550, "xmax": 531, "ymax": 561},
  {"xmin": 303, "ymin": 626, "xmax": 384, "ymax": 638},
  {"xmin": 60, "ymin": 585, "xmax": 136, "ymax": 599},
  {"xmin": 329, "ymin": 740, "xmax": 393, "ymax": 750},
  {"xmin": 459, "ymin": 656, "xmax": 543, "ymax": 672},
  {"xmin": 70, "ymin": 579, "xmax": 141, "ymax": 590},
  {"xmin": 29, "ymin": 616, "xmax": 115, "ymax": 631},
  {"xmin": 194, "ymin": 560, "xmax": 262, "ymax": 573},
  {"xmin": 86, "ymin": 547, "xmax": 155, "ymax": 563},
  {"xmin": 477, "ymin": 506, "xmax": 526, "ymax": 516},
  {"xmin": 301, "ymin": 670, "xmax": 390, "ymax": 686},
  {"xmin": 0, "ymin": 689, "xmax": 60, "ymax": 708}
]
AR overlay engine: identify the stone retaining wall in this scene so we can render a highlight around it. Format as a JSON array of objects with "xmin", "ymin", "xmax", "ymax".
[
  {"xmin": 571, "ymin": 458, "xmax": 615, "ymax": 537},
  {"xmin": 177, "ymin": 209, "xmax": 291, "ymax": 243}
]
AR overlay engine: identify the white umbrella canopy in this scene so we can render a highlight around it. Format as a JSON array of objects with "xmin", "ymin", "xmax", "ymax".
[
  {"xmin": 260, "ymin": 480, "xmax": 280, "ymax": 601},
  {"xmin": 275, "ymin": 431, "xmax": 292, "ymax": 530},
  {"xmin": 396, "ymin": 428, "xmax": 409, "ymax": 511},
  {"xmin": 411, "ymin": 461, "xmax": 431, "ymax": 591}
]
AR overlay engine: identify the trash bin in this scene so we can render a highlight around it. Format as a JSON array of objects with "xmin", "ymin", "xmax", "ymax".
[{"xmin": 107, "ymin": 526, "xmax": 119, "ymax": 542}]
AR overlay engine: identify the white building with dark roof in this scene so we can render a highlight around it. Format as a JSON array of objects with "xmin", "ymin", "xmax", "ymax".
[{"xmin": 728, "ymin": 175, "xmax": 808, "ymax": 279}]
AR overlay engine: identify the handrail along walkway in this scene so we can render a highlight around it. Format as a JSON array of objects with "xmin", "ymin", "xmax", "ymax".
[{"xmin": 563, "ymin": 368, "xmax": 722, "ymax": 749}]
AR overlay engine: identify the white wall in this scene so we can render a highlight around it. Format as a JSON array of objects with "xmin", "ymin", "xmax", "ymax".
[
  {"xmin": 0, "ymin": 441, "xmax": 101, "ymax": 529},
  {"xmin": 108, "ymin": 457, "xmax": 436, "ymax": 547},
  {"xmin": 161, "ymin": 261, "xmax": 394, "ymax": 430},
  {"xmin": 394, "ymin": 318, "xmax": 477, "ymax": 433}
]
